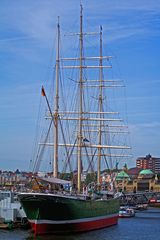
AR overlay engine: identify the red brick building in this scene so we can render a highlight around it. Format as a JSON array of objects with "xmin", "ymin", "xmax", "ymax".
[{"xmin": 136, "ymin": 154, "xmax": 160, "ymax": 174}]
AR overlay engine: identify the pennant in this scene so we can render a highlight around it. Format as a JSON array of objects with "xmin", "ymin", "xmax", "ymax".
[
  {"xmin": 83, "ymin": 138, "xmax": 90, "ymax": 142},
  {"xmin": 41, "ymin": 86, "xmax": 46, "ymax": 97}
]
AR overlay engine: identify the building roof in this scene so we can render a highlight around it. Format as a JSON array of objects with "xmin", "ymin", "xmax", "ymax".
[
  {"xmin": 139, "ymin": 169, "xmax": 154, "ymax": 175},
  {"xmin": 128, "ymin": 167, "xmax": 142, "ymax": 175},
  {"xmin": 116, "ymin": 170, "xmax": 130, "ymax": 180},
  {"xmin": 40, "ymin": 177, "xmax": 71, "ymax": 185}
]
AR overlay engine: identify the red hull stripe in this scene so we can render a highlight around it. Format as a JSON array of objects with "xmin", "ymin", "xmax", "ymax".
[
  {"xmin": 30, "ymin": 215, "xmax": 119, "ymax": 235},
  {"xmin": 29, "ymin": 213, "xmax": 118, "ymax": 225}
]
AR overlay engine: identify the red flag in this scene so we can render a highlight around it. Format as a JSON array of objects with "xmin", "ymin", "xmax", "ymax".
[{"xmin": 41, "ymin": 86, "xmax": 46, "ymax": 97}]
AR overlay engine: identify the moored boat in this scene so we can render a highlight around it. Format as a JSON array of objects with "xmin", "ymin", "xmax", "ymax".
[
  {"xmin": 119, "ymin": 206, "xmax": 135, "ymax": 218},
  {"xmin": 18, "ymin": 192, "xmax": 119, "ymax": 235},
  {"xmin": 18, "ymin": 4, "xmax": 130, "ymax": 236},
  {"xmin": 135, "ymin": 203, "xmax": 148, "ymax": 210}
]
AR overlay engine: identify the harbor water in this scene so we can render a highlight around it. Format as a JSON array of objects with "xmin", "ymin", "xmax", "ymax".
[{"xmin": 0, "ymin": 208, "xmax": 159, "ymax": 240}]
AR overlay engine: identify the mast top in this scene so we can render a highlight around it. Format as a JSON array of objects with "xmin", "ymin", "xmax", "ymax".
[{"xmin": 57, "ymin": 16, "xmax": 60, "ymax": 26}]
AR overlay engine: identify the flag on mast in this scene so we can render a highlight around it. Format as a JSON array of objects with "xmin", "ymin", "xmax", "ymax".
[{"xmin": 41, "ymin": 86, "xmax": 46, "ymax": 97}]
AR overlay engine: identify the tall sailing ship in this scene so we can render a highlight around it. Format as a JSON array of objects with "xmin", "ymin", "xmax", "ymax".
[{"xmin": 18, "ymin": 5, "xmax": 130, "ymax": 236}]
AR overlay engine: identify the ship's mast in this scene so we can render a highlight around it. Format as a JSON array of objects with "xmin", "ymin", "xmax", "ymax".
[
  {"xmin": 77, "ymin": 4, "xmax": 83, "ymax": 193},
  {"xmin": 97, "ymin": 26, "xmax": 103, "ymax": 184},
  {"xmin": 38, "ymin": 7, "xmax": 131, "ymax": 181},
  {"xmin": 53, "ymin": 17, "xmax": 60, "ymax": 178}
]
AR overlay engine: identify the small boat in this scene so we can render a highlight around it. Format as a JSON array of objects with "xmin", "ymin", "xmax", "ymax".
[
  {"xmin": 135, "ymin": 203, "xmax": 148, "ymax": 210},
  {"xmin": 119, "ymin": 206, "xmax": 135, "ymax": 218}
]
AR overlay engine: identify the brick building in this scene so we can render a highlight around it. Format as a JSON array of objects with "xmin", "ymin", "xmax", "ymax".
[{"xmin": 136, "ymin": 154, "xmax": 160, "ymax": 174}]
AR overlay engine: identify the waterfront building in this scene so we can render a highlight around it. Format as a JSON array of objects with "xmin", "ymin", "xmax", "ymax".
[
  {"xmin": 115, "ymin": 168, "xmax": 160, "ymax": 192},
  {"xmin": 136, "ymin": 169, "xmax": 154, "ymax": 191},
  {"xmin": 116, "ymin": 171, "xmax": 130, "ymax": 181}
]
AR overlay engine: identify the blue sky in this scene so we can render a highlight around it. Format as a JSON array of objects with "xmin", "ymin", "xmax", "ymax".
[{"xmin": 0, "ymin": 0, "xmax": 160, "ymax": 171}]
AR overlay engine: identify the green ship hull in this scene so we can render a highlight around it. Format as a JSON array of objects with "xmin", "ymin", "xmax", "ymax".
[{"xmin": 18, "ymin": 193, "xmax": 119, "ymax": 235}]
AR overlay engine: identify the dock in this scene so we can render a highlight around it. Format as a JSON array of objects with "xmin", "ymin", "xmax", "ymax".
[
  {"xmin": 119, "ymin": 191, "xmax": 160, "ymax": 207},
  {"xmin": 0, "ymin": 191, "xmax": 29, "ymax": 230}
]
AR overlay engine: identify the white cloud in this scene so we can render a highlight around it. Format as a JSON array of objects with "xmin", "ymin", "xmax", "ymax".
[{"xmin": 1, "ymin": 0, "xmax": 160, "ymax": 45}]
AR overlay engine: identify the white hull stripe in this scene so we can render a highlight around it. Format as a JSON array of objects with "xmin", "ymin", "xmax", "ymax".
[{"xmin": 29, "ymin": 214, "xmax": 118, "ymax": 225}]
